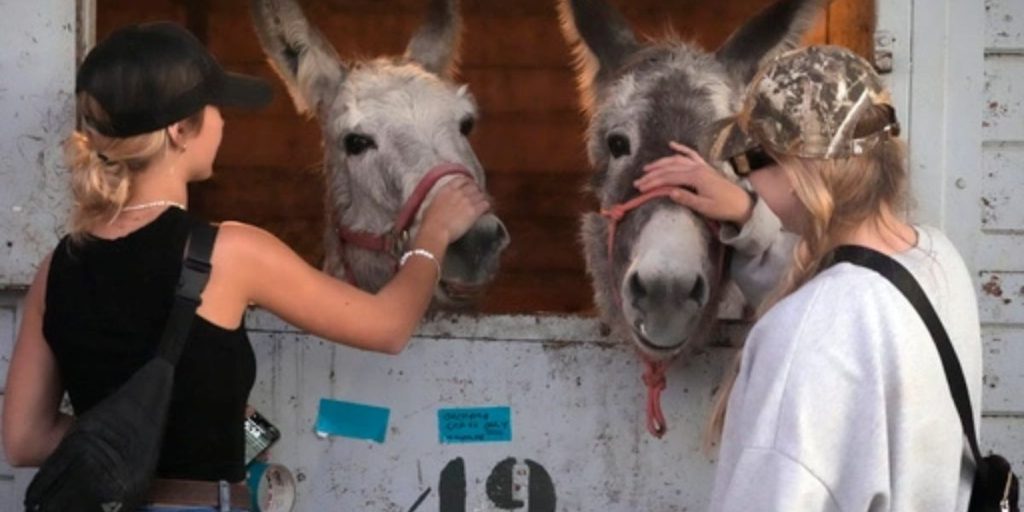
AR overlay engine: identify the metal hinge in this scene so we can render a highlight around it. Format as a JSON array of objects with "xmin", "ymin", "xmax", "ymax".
[{"xmin": 874, "ymin": 30, "xmax": 895, "ymax": 74}]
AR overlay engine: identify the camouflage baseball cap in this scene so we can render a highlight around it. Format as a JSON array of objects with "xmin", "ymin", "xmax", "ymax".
[{"xmin": 737, "ymin": 45, "xmax": 899, "ymax": 159}]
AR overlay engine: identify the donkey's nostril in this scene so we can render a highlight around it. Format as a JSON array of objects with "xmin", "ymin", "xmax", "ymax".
[
  {"xmin": 689, "ymin": 275, "xmax": 706, "ymax": 304},
  {"xmin": 629, "ymin": 272, "xmax": 647, "ymax": 300}
]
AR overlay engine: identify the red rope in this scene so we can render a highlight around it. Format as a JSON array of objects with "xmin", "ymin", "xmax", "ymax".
[
  {"xmin": 642, "ymin": 359, "xmax": 668, "ymax": 438},
  {"xmin": 600, "ymin": 188, "xmax": 677, "ymax": 267}
]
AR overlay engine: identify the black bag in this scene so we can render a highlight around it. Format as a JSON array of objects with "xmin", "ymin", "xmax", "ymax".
[
  {"xmin": 24, "ymin": 223, "xmax": 218, "ymax": 512},
  {"xmin": 832, "ymin": 245, "xmax": 1019, "ymax": 512}
]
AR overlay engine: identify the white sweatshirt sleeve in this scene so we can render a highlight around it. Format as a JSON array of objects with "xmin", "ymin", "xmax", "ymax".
[{"xmin": 717, "ymin": 194, "xmax": 797, "ymax": 308}]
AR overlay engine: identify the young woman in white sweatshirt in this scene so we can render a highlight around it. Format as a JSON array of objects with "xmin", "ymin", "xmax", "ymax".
[{"xmin": 640, "ymin": 44, "xmax": 981, "ymax": 511}]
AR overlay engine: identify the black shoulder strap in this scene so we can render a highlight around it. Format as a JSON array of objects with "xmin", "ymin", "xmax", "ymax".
[
  {"xmin": 157, "ymin": 222, "xmax": 217, "ymax": 365},
  {"xmin": 830, "ymin": 245, "xmax": 984, "ymax": 467}
]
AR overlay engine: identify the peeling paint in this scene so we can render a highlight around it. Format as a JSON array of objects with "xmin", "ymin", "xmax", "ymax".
[
  {"xmin": 982, "ymin": 143, "xmax": 1024, "ymax": 231},
  {"xmin": 983, "ymin": 275, "xmax": 1004, "ymax": 297},
  {"xmin": 980, "ymin": 272, "xmax": 1024, "ymax": 324},
  {"xmin": 983, "ymin": 57, "xmax": 1024, "ymax": 141}
]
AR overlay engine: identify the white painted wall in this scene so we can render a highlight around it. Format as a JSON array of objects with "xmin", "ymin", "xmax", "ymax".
[
  {"xmin": 883, "ymin": 0, "xmax": 1024, "ymax": 493},
  {"xmin": 977, "ymin": 0, "xmax": 1024, "ymax": 469},
  {"xmin": 244, "ymin": 313, "xmax": 738, "ymax": 511},
  {"xmin": 0, "ymin": 0, "xmax": 74, "ymax": 288},
  {"xmin": 0, "ymin": 292, "xmax": 35, "ymax": 507},
  {"xmin": 0, "ymin": 1, "xmax": 1021, "ymax": 511},
  {"xmin": 0, "ymin": 0, "xmax": 76, "ymax": 504}
]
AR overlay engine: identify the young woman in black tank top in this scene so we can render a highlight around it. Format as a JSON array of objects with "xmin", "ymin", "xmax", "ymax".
[{"xmin": 2, "ymin": 22, "xmax": 489, "ymax": 511}]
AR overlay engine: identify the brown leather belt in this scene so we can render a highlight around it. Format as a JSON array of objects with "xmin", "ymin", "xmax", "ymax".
[{"xmin": 147, "ymin": 478, "xmax": 251, "ymax": 509}]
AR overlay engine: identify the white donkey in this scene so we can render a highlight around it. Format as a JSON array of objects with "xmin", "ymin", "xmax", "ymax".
[{"xmin": 251, "ymin": 0, "xmax": 509, "ymax": 308}]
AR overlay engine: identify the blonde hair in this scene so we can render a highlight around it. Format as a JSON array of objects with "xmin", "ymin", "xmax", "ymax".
[
  {"xmin": 704, "ymin": 104, "xmax": 910, "ymax": 451},
  {"xmin": 66, "ymin": 92, "xmax": 203, "ymax": 241}
]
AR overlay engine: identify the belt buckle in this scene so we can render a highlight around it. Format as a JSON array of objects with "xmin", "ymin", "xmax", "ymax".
[{"xmin": 219, "ymin": 480, "xmax": 230, "ymax": 512}]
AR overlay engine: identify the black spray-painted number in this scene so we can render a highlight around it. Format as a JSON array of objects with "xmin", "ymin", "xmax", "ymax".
[{"xmin": 439, "ymin": 457, "xmax": 556, "ymax": 511}]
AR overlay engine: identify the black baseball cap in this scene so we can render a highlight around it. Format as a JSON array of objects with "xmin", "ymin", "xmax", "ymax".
[{"xmin": 76, "ymin": 21, "xmax": 273, "ymax": 137}]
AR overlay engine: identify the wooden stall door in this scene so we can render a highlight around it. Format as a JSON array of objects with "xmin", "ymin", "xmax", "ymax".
[{"xmin": 96, "ymin": 0, "xmax": 875, "ymax": 314}]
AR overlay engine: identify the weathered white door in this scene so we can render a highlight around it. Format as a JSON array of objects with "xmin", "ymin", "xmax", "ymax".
[
  {"xmin": 0, "ymin": 0, "xmax": 77, "ymax": 505},
  {"xmin": 975, "ymin": 0, "xmax": 1024, "ymax": 463},
  {"xmin": 879, "ymin": 0, "xmax": 1024, "ymax": 476}
]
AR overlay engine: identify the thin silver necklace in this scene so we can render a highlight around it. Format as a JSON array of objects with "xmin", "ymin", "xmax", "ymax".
[{"xmin": 121, "ymin": 200, "xmax": 186, "ymax": 212}]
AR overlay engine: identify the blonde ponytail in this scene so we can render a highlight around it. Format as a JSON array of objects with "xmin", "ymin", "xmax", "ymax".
[{"xmin": 66, "ymin": 92, "xmax": 203, "ymax": 241}]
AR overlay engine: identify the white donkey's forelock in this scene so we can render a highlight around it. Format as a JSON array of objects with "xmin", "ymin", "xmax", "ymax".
[
  {"xmin": 330, "ymin": 60, "xmax": 476, "ymax": 134},
  {"xmin": 322, "ymin": 60, "xmax": 482, "ymax": 240}
]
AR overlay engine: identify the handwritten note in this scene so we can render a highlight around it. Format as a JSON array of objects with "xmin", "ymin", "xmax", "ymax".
[{"xmin": 438, "ymin": 406, "xmax": 512, "ymax": 444}]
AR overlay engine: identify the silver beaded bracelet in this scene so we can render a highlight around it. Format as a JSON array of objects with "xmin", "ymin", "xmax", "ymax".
[{"xmin": 399, "ymin": 248, "xmax": 441, "ymax": 283}]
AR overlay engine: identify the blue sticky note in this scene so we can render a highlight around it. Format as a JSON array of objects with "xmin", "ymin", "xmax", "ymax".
[
  {"xmin": 315, "ymin": 398, "xmax": 390, "ymax": 443},
  {"xmin": 438, "ymin": 406, "xmax": 512, "ymax": 444}
]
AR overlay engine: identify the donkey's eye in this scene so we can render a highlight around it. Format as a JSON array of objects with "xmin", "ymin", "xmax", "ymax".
[
  {"xmin": 607, "ymin": 134, "xmax": 631, "ymax": 158},
  {"xmin": 459, "ymin": 117, "xmax": 475, "ymax": 136},
  {"xmin": 344, "ymin": 134, "xmax": 377, "ymax": 156}
]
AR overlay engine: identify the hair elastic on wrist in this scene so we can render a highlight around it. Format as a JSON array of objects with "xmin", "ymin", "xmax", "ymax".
[{"xmin": 399, "ymin": 248, "xmax": 441, "ymax": 284}]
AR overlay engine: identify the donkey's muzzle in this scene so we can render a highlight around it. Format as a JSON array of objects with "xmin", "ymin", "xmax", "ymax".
[
  {"xmin": 623, "ymin": 270, "xmax": 708, "ymax": 352},
  {"xmin": 439, "ymin": 213, "xmax": 509, "ymax": 301},
  {"xmin": 451, "ymin": 215, "xmax": 509, "ymax": 260}
]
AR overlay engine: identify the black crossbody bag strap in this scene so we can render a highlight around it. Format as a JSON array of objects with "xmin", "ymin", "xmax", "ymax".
[
  {"xmin": 157, "ymin": 222, "xmax": 217, "ymax": 365},
  {"xmin": 830, "ymin": 245, "xmax": 984, "ymax": 468}
]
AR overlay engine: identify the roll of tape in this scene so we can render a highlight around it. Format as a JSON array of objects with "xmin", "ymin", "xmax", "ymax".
[{"xmin": 247, "ymin": 462, "xmax": 296, "ymax": 512}]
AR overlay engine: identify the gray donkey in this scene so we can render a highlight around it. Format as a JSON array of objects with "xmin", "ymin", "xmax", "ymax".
[
  {"xmin": 251, "ymin": 0, "xmax": 509, "ymax": 307},
  {"xmin": 561, "ymin": 0, "xmax": 824, "ymax": 361}
]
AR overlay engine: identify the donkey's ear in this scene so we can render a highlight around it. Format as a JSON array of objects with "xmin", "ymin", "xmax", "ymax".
[
  {"xmin": 714, "ymin": 0, "xmax": 827, "ymax": 84},
  {"xmin": 558, "ymin": 0, "xmax": 640, "ymax": 113},
  {"xmin": 405, "ymin": 0, "xmax": 462, "ymax": 78},
  {"xmin": 250, "ymin": 0, "xmax": 347, "ymax": 118}
]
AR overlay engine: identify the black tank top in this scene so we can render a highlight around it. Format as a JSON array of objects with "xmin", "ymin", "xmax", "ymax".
[{"xmin": 43, "ymin": 207, "xmax": 256, "ymax": 482}]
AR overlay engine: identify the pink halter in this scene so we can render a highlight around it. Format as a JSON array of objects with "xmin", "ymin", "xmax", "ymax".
[{"xmin": 336, "ymin": 163, "xmax": 474, "ymax": 286}]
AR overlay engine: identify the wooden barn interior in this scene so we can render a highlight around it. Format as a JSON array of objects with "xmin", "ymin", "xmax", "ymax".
[{"xmin": 96, "ymin": 0, "xmax": 875, "ymax": 314}]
